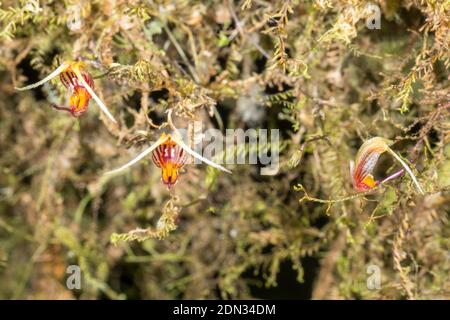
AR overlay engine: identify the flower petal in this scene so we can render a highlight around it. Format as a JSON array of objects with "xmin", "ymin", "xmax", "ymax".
[
  {"xmin": 15, "ymin": 62, "xmax": 70, "ymax": 91},
  {"xmin": 386, "ymin": 148, "xmax": 425, "ymax": 194},
  {"xmin": 352, "ymin": 137, "xmax": 390, "ymax": 191},
  {"xmin": 105, "ymin": 134, "xmax": 169, "ymax": 175},
  {"xmin": 352, "ymin": 136, "xmax": 425, "ymax": 194},
  {"xmin": 73, "ymin": 70, "xmax": 118, "ymax": 123},
  {"xmin": 354, "ymin": 137, "xmax": 390, "ymax": 168}
]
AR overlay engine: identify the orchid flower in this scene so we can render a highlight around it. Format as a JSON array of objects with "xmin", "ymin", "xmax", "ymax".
[
  {"xmin": 15, "ymin": 61, "xmax": 117, "ymax": 123},
  {"xmin": 350, "ymin": 137, "xmax": 424, "ymax": 194},
  {"xmin": 105, "ymin": 132, "xmax": 231, "ymax": 187}
]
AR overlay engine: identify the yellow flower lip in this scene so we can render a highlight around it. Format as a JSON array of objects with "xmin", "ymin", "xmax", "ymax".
[
  {"xmin": 152, "ymin": 134, "xmax": 187, "ymax": 186},
  {"xmin": 66, "ymin": 61, "xmax": 86, "ymax": 73}
]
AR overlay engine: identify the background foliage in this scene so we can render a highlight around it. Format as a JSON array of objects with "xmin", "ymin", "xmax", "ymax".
[{"xmin": 0, "ymin": 0, "xmax": 449, "ymax": 299}]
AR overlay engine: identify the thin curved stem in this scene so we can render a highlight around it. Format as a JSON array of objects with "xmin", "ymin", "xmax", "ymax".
[
  {"xmin": 296, "ymin": 183, "xmax": 381, "ymax": 205},
  {"xmin": 50, "ymin": 104, "xmax": 73, "ymax": 115},
  {"xmin": 379, "ymin": 169, "xmax": 404, "ymax": 185}
]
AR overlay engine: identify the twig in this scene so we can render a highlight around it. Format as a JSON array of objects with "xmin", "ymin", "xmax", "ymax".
[
  {"xmin": 392, "ymin": 210, "xmax": 415, "ymax": 299},
  {"xmin": 163, "ymin": 24, "xmax": 200, "ymax": 83}
]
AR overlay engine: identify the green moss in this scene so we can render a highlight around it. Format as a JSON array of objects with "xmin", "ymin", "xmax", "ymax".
[{"xmin": 0, "ymin": 0, "xmax": 448, "ymax": 300}]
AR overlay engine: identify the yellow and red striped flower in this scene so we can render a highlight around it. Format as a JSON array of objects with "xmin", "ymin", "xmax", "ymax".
[
  {"xmin": 106, "ymin": 133, "xmax": 231, "ymax": 188},
  {"xmin": 350, "ymin": 137, "xmax": 424, "ymax": 194},
  {"xmin": 15, "ymin": 61, "xmax": 117, "ymax": 123},
  {"xmin": 151, "ymin": 135, "xmax": 188, "ymax": 186},
  {"xmin": 350, "ymin": 137, "xmax": 390, "ymax": 191},
  {"xmin": 59, "ymin": 62, "xmax": 94, "ymax": 117}
]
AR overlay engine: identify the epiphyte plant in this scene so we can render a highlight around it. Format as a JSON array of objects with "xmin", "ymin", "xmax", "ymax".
[
  {"xmin": 15, "ymin": 61, "xmax": 117, "ymax": 123},
  {"xmin": 350, "ymin": 137, "xmax": 424, "ymax": 194},
  {"xmin": 105, "ymin": 111, "xmax": 231, "ymax": 188}
]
